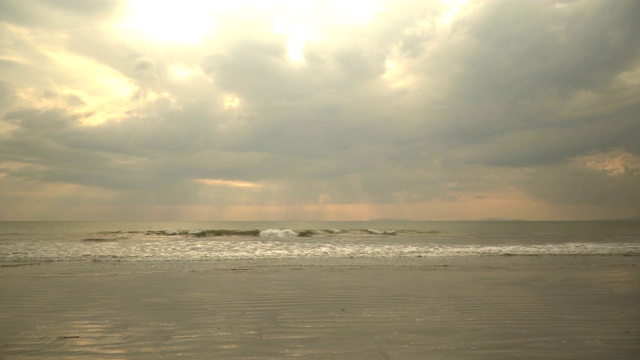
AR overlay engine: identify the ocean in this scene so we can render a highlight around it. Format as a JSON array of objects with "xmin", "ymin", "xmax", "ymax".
[
  {"xmin": 2, "ymin": 221, "xmax": 639, "ymax": 359},
  {"xmin": 2, "ymin": 221, "xmax": 639, "ymax": 263}
]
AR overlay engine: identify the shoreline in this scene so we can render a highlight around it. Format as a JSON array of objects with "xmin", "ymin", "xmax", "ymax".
[{"xmin": 1, "ymin": 254, "xmax": 639, "ymax": 275}]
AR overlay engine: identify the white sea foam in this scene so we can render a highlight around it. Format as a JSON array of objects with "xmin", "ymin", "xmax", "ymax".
[
  {"xmin": 2, "ymin": 222, "xmax": 640, "ymax": 262},
  {"xmin": 365, "ymin": 229, "xmax": 396, "ymax": 235},
  {"xmin": 2, "ymin": 239, "xmax": 639, "ymax": 263},
  {"xmin": 259, "ymin": 229, "xmax": 298, "ymax": 237}
]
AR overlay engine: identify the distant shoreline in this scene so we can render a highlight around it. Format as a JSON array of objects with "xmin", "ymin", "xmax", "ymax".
[{"xmin": 367, "ymin": 218, "xmax": 413, "ymax": 222}]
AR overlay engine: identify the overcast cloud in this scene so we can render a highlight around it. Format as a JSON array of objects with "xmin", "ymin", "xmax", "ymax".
[{"xmin": 1, "ymin": 0, "xmax": 639, "ymax": 220}]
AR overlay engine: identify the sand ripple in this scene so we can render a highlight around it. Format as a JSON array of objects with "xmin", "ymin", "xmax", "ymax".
[{"xmin": 1, "ymin": 261, "xmax": 639, "ymax": 359}]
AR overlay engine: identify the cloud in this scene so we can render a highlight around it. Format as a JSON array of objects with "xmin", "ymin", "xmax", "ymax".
[
  {"xmin": 573, "ymin": 149, "xmax": 640, "ymax": 176},
  {"xmin": 0, "ymin": 0, "xmax": 121, "ymax": 28},
  {"xmin": 1, "ymin": 0, "xmax": 639, "ymax": 220},
  {"xmin": 0, "ymin": 81, "xmax": 14, "ymax": 108}
]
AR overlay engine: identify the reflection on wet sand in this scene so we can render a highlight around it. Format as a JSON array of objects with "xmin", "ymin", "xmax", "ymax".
[{"xmin": 1, "ymin": 259, "xmax": 639, "ymax": 359}]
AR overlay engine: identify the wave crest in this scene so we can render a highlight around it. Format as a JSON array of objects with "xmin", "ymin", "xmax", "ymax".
[{"xmin": 259, "ymin": 229, "xmax": 298, "ymax": 237}]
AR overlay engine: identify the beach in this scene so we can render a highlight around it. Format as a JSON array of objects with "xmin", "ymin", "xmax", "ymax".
[{"xmin": 2, "ymin": 256, "xmax": 639, "ymax": 359}]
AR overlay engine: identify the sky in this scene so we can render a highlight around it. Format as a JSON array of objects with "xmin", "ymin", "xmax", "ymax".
[{"xmin": 1, "ymin": 0, "xmax": 639, "ymax": 221}]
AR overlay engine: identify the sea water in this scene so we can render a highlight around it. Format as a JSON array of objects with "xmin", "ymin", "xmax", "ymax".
[
  {"xmin": 2, "ymin": 221, "xmax": 640, "ymax": 359},
  {"xmin": 1, "ymin": 221, "xmax": 639, "ymax": 263}
]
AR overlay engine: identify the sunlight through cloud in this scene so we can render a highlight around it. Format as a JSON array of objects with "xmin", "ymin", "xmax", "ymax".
[
  {"xmin": 437, "ymin": 0, "xmax": 469, "ymax": 31},
  {"xmin": 273, "ymin": 17, "xmax": 311, "ymax": 63},
  {"xmin": 383, "ymin": 59, "xmax": 413, "ymax": 88},
  {"xmin": 119, "ymin": 0, "xmax": 214, "ymax": 44},
  {"xmin": 574, "ymin": 150, "xmax": 640, "ymax": 176},
  {"xmin": 224, "ymin": 95, "xmax": 240, "ymax": 109},
  {"xmin": 196, "ymin": 178, "xmax": 262, "ymax": 188},
  {"xmin": 272, "ymin": 0, "xmax": 381, "ymax": 62},
  {"xmin": 2, "ymin": 0, "xmax": 639, "ymax": 221}
]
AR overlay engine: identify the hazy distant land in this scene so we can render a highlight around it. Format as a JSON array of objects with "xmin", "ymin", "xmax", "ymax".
[{"xmin": 367, "ymin": 218, "xmax": 413, "ymax": 222}]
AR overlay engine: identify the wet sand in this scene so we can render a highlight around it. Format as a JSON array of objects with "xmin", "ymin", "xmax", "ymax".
[{"xmin": 1, "ymin": 257, "xmax": 639, "ymax": 359}]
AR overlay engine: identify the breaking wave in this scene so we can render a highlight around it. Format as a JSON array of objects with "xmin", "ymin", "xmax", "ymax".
[
  {"xmin": 2, "ymin": 223, "xmax": 638, "ymax": 263},
  {"xmin": 90, "ymin": 228, "xmax": 425, "ymax": 240},
  {"xmin": 2, "ymin": 240, "xmax": 639, "ymax": 263},
  {"xmin": 259, "ymin": 229, "xmax": 298, "ymax": 237},
  {"xmin": 177, "ymin": 228, "xmax": 413, "ymax": 237}
]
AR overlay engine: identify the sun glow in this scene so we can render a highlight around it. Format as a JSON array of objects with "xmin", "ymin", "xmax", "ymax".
[
  {"xmin": 196, "ymin": 178, "xmax": 262, "ymax": 188},
  {"xmin": 273, "ymin": 17, "xmax": 310, "ymax": 63},
  {"xmin": 224, "ymin": 95, "xmax": 240, "ymax": 109},
  {"xmin": 337, "ymin": 0, "xmax": 381, "ymax": 23},
  {"xmin": 119, "ymin": 0, "xmax": 214, "ymax": 44},
  {"xmin": 437, "ymin": 0, "xmax": 469, "ymax": 31},
  {"xmin": 573, "ymin": 150, "xmax": 640, "ymax": 176},
  {"xmin": 31, "ymin": 50, "xmax": 137, "ymax": 125},
  {"xmin": 383, "ymin": 59, "xmax": 413, "ymax": 88},
  {"xmin": 272, "ymin": 0, "xmax": 381, "ymax": 62},
  {"xmin": 170, "ymin": 64, "xmax": 202, "ymax": 80}
]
